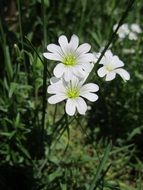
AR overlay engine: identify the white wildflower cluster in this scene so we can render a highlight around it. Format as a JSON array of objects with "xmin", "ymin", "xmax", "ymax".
[
  {"xmin": 113, "ymin": 23, "xmax": 142, "ymax": 40},
  {"xmin": 43, "ymin": 34, "xmax": 130, "ymax": 116}
]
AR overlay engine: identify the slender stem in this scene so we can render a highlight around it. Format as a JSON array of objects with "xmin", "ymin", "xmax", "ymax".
[
  {"xmin": 41, "ymin": 0, "xmax": 48, "ymax": 143},
  {"xmin": 17, "ymin": 0, "xmax": 24, "ymax": 50},
  {"xmin": 87, "ymin": 0, "xmax": 135, "ymax": 82},
  {"xmin": 17, "ymin": 0, "xmax": 28, "ymax": 81},
  {"xmin": 42, "ymin": 0, "xmax": 47, "ymax": 48},
  {"xmin": 25, "ymin": 36, "xmax": 51, "ymax": 77},
  {"xmin": 53, "ymin": 104, "xmax": 57, "ymax": 124}
]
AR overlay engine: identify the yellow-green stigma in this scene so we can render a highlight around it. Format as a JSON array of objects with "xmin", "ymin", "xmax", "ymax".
[
  {"xmin": 67, "ymin": 88, "xmax": 79, "ymax": 99},
  {"xmin": 63, "ymin": 55, "xmax": 76, "ymax": 66},
  {"xmin": 106, "ymin": 64, "xmax": 114, "ymax": 71}
]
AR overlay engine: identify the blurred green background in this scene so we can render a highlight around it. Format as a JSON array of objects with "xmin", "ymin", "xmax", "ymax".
[{"xmin": 0, "ymin": 0, "xmax": 143, "ymax": 189}]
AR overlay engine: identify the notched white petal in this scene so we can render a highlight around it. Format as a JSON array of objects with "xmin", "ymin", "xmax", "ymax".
[
  {"xmin": 63, "ymin": 68, "xmax": 73, "ymax": 82},
  {"xmin": 80, "ymin": 83, "xmax": 99, "ymax": 93},
  {"xmin": 97, "ymin": 67, "xmax": 107, "ymax": 77},
  {"xmin": 47, "ymin": 83, "xmax": 65, "ymax": 94},
  {"xmin": 81, "ymin": 93, "xmax": 98, "ymax": 102},
  {"xmin": 69, "ymin": 34, "xmax": 79, "ymax": 51},
  {"xmin": 115, "ymin": 68, "xmax": 130, "ymax": 81},
  {"xmin": 53, "ymin": 63, "xmax": 65, "ymax": 78},
  {"xmin": 43, "ymin": 53, "xmax": 61, "ymax": 61},
  {"xmin": 75, "ymin": 97, "xmax": 87, "ymax": 115},
  {"xmin": 76, "ymin": 43, "xmax": 91, "ymax": 55},
  {"xmin": 48, "ymin": 95, "xmax": 66, "ymax": 104},
  {"xmin": 47, "ymin": 44, "xmax": 63, "ymax": 55},
  {"xmin": 58, "ymin": 35, "xmax": 69, "ymax": 54},
  {"xmin": 105, "ymin": 72, "xmax": 116, "ymax": 81},
  {"xmin": 66, "ymin": 99, "xmax": 76, "ymax": 116}
]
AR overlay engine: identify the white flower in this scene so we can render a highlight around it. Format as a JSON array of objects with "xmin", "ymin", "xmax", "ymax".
[
  {"xmin": 43, "ymin": 34, "xmax": 95, "ymax": 81},
  {"xmin": 97, "ymin": 50, "xmax": 130, "ymax": 81},
  {"xmin": 113, "ymin": 23, "xmax": 130, "ymax": 39},
  {"xmin": 113, "ymin": 23, "xmax": 142, "ymax": 41},
  {"xmin": 128, "ymin": 32, "xmax": 138, "ymax": 40},
  {"xmin": 47, "ymin": 77, "xmax": 99, "ymax": 116},
  {"xmin": 130, "ymin": 23, "xmax": 142, "ymax": 34},
  {"xmin": 123, "ymin": 48, "xmax": 135, "ymax": 54},
  {"xmin": 129, "ymin": 23, "xmax": 142, "ymax": 40}
]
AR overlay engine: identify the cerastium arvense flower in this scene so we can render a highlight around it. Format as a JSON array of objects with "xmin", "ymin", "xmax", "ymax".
[
  {"xmin": 48, "ymin": 77, "xmax": 99, "ymax": 116},
  {"xmin": 44, "ymin": 34, "xmax": 130, "ymax": 116},
  {"xmin": 43, "ymin": 35, "xmax": 95, "ymax": 81}
]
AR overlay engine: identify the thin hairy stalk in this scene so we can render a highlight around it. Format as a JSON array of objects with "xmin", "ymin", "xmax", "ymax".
[
  {"xmin": 24, "ymin": 36, "xmax": 51, "ymax": 77},
  {"xmin": 41, "ymin": 0, "xmax": 48, "ymax": 145}
]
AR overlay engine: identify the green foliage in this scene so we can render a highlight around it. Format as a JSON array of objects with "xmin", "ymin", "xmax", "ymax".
[{"xmin": 0, "ymin": 0, "xmax": 143, "ymax": 189}]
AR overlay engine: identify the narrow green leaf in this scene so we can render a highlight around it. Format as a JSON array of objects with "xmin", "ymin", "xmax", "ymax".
[{"xmin": 88, "ymin": 142, "xmax": 112, "ymax": 190}]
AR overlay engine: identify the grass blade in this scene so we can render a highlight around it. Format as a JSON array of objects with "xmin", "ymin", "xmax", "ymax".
[{"xmin": 88, "ymin": 142, "xmax": 112, "ymax": 190}]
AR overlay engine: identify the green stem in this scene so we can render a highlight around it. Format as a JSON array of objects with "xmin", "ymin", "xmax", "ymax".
[
  {"xmin": 89, "ymin": 142, "xmax": 112, "ymax": 190},
  {"xmin": 41, "ymin": 0, "xmax": 48, "ymax": 144},
  {"xmin": 42, "ymin": 0, "xmax": 47, "ymax": 48},
  {"xmin": 25, "ymin": 36, "xmax": 51, "ymax": 77},
  {"xmin": 17, "ymin": 0, "xmax": 24, "ymax": 50},
  {"xmin": 87, "ymin": 0, "xmax": 135, "ymax": 82},
  {"xmin": 17, "ymin": 0, "xmax": 28, "ymax": 80},
  {"xmin": 53, "ymin": 104, "xmax": 57, "ymax": 124}
]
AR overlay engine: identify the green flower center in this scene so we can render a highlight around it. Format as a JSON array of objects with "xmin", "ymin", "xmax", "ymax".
[
  {"xmin": 106, "ymin": 64, "xmax": 114, "ymax": 71},
  {"xmin": 63, "ymin": 55, "xmax": 76, "ymax": 66},
  {"xmin": 67, "ymin": 88, "xmax": 79, "ymax": 99}
]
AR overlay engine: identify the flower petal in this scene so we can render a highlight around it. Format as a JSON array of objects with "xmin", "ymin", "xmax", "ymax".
[
  {"xmin": 58, "ymin": 35, "xmax": 69, "ymax": 54},
  {"xmin": 76, "ymin": 43, "xmax": 91, "ymax": 55},
  {"xmin": 75, "ymin": 97, "xmax": 87, "ymax": 115},
  {"xmin": 80, "ymin": 83, "xmax": 99, "ymax": 93},
  {"xmin": 97, "ymin": 66, "xmax": 107, "ymax": 77},
  {"xmin": 48, "ymin": 95, "xmax": 66, "ymax": 104},
  {"xmin": 43, "ymin": 53, "xmax": 62, "ymax": 61},
  {"xmin": 63, "ymin": 67, "xmax": 73, "ymax": 81},
  {"xmin": 47, "ymin": 83, "xmax": 65, "ymax": 94},
  {"xmin": 105, "ymin": 72, "xmax": 116, "ymax": 81},
  {"xmin": 79, "ymin": 62, "xmax": 94, "ymax": 73},
  {"xmin": 81, "ymin": 92, "xmax": 98, "ymax": 102},
  {"xmin": 47, "ymin": 44, "xmax": 64, "ymax": 57},
  {"xmin": 50, "ymin": 77, "xmax": 61, "ymax": 84},
  {"xmin": 105, "ymin": 50, "xmax": 113, "ymax": 59},
  {"xmin": 53, "ymin": 63, "xmax": 65, "ymax": 78},
  {"xmin": 69, "ymin": 34, "xmax": 79, "ymax": 51},
  {"xmin": 66, "ymin": 99, "xmax": 76, "ymax": 116},
  {"xmin": 113, "ymin": 56, "xmax": 124, "ymax": 68},
  {"xmin": 115, "ymin": 68, "xmax": 130, "ymax": 81},
  {"xmin": 128, "ymin": 32, "xmax": 137, "ymax": 40},
  {"xmin": 78, "ymin": 53, "xmax": 95, "ymax": 62}
]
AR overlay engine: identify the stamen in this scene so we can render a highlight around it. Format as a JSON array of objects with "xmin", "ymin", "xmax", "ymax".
[
  {"xmin": 63, "ymin": 55, "xmax": 76, "ymax": 66},
  {"xmin": 67, "ymin": 88, "xmax": 79, "ymax": 98}
]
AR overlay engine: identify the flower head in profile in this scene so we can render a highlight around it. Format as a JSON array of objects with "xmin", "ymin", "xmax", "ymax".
[
  {"xmin": 48, "ymin": 77, "xmax": 99, "ymax": 116},
  {"xmin": 129, "ymin": 23, "xmax": 142, "ymax": 40},
  {"xmin": 113, "ymin": 23, "xmax": 130, "ymax": 39},
  {"xmin": 97, "ymin": 50, "xmax": 130, "ymax": 81},
  {"xmin": 43, "ymin": 35, "xmax": 95, "ymax": 81},
  {"xmin": 130, "ymin": 23, "xmax": 142, "ymax": 33}
]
